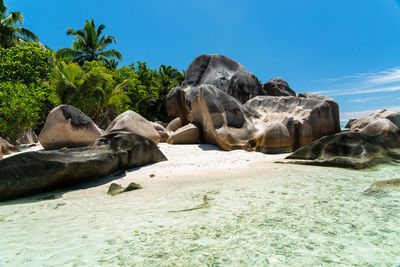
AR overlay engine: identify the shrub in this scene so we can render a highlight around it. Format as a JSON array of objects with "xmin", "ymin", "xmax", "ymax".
[{"xmin": 0, "ymin": 81, "xmax": 48, "ymax": 138}]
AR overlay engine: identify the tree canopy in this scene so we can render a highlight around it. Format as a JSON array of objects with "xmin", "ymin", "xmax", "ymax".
[
  {"xmin": 0, "ymin": 11, "xmax": 186, "ymax": 140},
  {"xmin": 56, "ymin": 19, "xmax": 122, "ymax": 66},
  {"xmin": 0, "ymin": 0, "xmax": 39, "ymax": 48}
]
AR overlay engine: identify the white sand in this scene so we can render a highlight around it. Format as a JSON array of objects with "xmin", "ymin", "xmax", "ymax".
[
  {"xmin": 5, "ymin": 143, "xmax": 289, "ymax": 193},
  {"xmin": 104, "ymin": 143, "xmax": 290, "ymax": 190}
]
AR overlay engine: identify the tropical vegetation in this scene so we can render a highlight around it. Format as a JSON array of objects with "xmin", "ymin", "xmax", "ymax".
[
  {"xmin": 0, "ymin": 2, "xmax": 185, "ymax": 141},
  {"xmin": 0, "ymin": 0, "xmax": 38, "ymax": 48},
  {"xmin": 55, "ymin": 19, "xmax": 122, "ymax": 67}
]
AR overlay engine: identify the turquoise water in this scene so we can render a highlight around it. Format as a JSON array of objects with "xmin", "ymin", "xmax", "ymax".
[{"xmin": 0, "ymin": 162, "xmax": 399, "ymax": 266}]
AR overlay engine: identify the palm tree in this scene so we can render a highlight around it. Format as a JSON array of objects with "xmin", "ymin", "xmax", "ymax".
[
  {"xmin": 156, "ymin": 65, "xmax": 184, "ymax": 95},
  {"xmin": 56, "ymin": 19, "xmax": 122, "ymax": 66},
  {"xmin": 0, "ymin": 0, "xmax": 39, "ymax": 48},
  {"xmin": 49, "ymin": 61, "xmax": 129, "ymax": 126}
]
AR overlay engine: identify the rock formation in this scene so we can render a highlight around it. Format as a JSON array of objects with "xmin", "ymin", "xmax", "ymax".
[
  {"xmin": 152, "ymin": 122, "xmax": 170, "ymax": 143},
  {"xmin": 167, "ymin": 123, "xmax": 200, "ymax": 144},
  {"xmin": 104, "ymin": 110, "xmax": 160, "ymax": 145},
  {"xmin": 107, "ymin": 182, "xmax": 142, "ymax": 196},
  {"xmin": 345, "ymin": 119, "xmax": 356, "ymax": 129},
  {"xmin": 16, "ymin": 128, "xmax": 39, "ymax": 145},
  {"xmin": 0, "ymin": 132, "xmax": 167, "ymax": 201},
  {"xmin": 365, "ymin": 178, "xmax": 400, "ymax": 194},
  {"xmin": 166, "ymin": 117, "xmax": 182, "ymax": 132},
  {"xmin": 180, "ymin": 54, "xmax": 263, "ymax": 103},
  {"xmin": 262, "ymin": 78, "xmax": 296, "ymax": 96},
  {"xmin": 39, "ymin": 105, "xmax": 103, "ymax": 150},
  {"xmin": 167, "ymin": 84, "xmax": 340, "ymax": 153},
  {"xmin": 286, "ymin": 110, "xmax": 400, "ymax": 168},
  {"xmin": 165, "ymin": 54, "xmax": 340, "ymax": 153},
  {"xmin": 0, "ymin": 137, "xmax": 20, "ymax": 155}
]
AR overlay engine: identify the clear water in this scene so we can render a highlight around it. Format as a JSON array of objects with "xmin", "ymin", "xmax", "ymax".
[{"xmin": 0, "ymin": 162, "xmax": 399, "ymax": 266}]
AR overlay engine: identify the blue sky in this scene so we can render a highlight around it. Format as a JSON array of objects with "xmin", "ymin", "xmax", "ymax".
[{"xmin": 6, "ymin": 0, "xmax": 400, "ymax": 121}]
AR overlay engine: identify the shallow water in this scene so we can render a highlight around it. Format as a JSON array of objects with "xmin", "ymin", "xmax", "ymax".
[{"xmin": 0, "ymin": 162, "xmax": 399, "ymax": 266}]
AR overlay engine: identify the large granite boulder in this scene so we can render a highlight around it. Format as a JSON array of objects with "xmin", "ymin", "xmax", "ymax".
[
  {"xmin": 262, "ymin": 78, "xmax": 296, "ymax": 97},
  {"xmin": 246, "ymin": 95, "xmax": 340, "ymax": 152},
  {"xmin": 178, "ymin": 54, "xmax": 262, "ymax": 104},
  {"xmin": 286, "ymin": 110, "xmax": 400, "ymax": 168},
  {"xmin": 167, "ymin": 84, "xmax": 340, "ymax": 152},
  {"xmin": 104, "ymin": 110, "xmax": 160, "ymax": 145},
  {"xmin": 39, "ymin": 105, "xmax": 103, "ymax": 150},
  {"xmin": 167, "ymin": 123, "xmax": 200, "ymax": 144},
  {"xmin": 298, "ymin": 92, "xmax": 341, "ymax": 133},
  {"xmin": 0, "ymin": 137, "xmax": 20, "ymax": 155},
  {"xmin": 0, "ymin": 132, "xmax": 167, "ymax": 201},
  {"xmin": 350, "ymin": 109, "xmax": 400, "ymax": 135}
]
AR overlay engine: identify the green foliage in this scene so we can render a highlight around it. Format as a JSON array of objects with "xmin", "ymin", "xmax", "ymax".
[
  {"xmin": 0, "ymin": 81, "xmax": 47, "ymax": 138},
  {"xmin": 56, "ymin": 19, "xmax": 122, "ymax": 66},
  {"xmin": 0, "ymin": 0, "xmax": 39, "ymax": 48},
  {"xmin": 0, "ymin": 42, "xmax": 54, "ymax": 85},
  {"xmin": 49, "ymin": 60, "xmax": 130, "ymax": 126},
  {"xmin": 112, "ymin": 62, "xmax": 185, "ymax": 122},
  {"xmin": 0, "ymin": 14, "xmax": 186, "ymax": 139}
]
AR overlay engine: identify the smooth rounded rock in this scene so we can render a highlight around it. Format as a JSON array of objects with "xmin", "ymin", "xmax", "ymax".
[
  {"xmin": 167, "ymin": 123, "xmax": 200, "ymax": 144},
  {"xmin": 166, "ymin": 117, "xmax": 182, "ymax": 132},
  {"xmin": 39, "ymin": 105, "xmax": 103, "ymax": 150},
  {"xmin": 104, "ymin": 110, "xmax": 160, "ymax": 145},
  {"xmin": 262, "ymin": 78, "xmax": 296, "ymax": 96}
]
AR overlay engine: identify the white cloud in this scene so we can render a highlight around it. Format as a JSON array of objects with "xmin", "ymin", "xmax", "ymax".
[
  {"xmin": 340, "ymin": 106, "xmax": 400, "ymax": 122},
  {"xmin": 349, "ymin": 96, "xmax": 388, "ymax": 103},
  {"xmin": 367, "ymin": 67, "xmax": 400, "ymax": 85},
  {"xmin": 311, "ymin": 66, "xmax": 400, "ymax": 96},
  {"xmin": 314, "ymin": 85, "xmax": 400, "ymax": 96}
]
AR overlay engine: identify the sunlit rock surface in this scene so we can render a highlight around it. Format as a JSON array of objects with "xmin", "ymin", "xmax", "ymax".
[
  {"xmin": 39, "ymin": 105, "xmax": 103, "ymax": 150},
  {"xmin": 167, "ymin": 84, "xmax": 340, "ymax": 153},
  {"xmin": 104, "ymin": 110, "xmax": 160, "ymax": 145},
  {"xmin": 287, "ymin": 110, "xmax": 400, "ymax": 168}
]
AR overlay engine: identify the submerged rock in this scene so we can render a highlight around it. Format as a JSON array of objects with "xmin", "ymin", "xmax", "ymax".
[
  {"xmin": 107, "ymin": 182, "xmax": 142, "ymax": 196},
  {"xmin": 365, "ymin": 178, "xmax": 400, "ymax": 194},
  {"xmin": 0, "ymin": 132, "xmax": 166, "ymax": 201},
  {"xmin": 286, "ymin": 110, "xmax": 400, "ymax": 169},
  {"xmin": 39, "ymin": 105, "xmax": 103, "ymax": 150},
  {"xmin": 104, "ymin": 110, "xmax": 160, "ymax": 145}
]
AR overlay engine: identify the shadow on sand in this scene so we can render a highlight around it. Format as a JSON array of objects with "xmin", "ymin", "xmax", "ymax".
[{"xmin": 0, "ymin": 162, "xmax": 161, "ymax": 207}]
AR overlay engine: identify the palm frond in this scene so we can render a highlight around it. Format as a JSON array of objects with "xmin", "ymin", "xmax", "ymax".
[
  {"xmin": 14, "ymin": 26, "xmax": 39, "ymax": 42},
  {"xmin": 99, "ymin": 49, "xmax": 122, "ymax": 60},
  {"xmin": 2, "ymin": 11, "xmax": 23, "ymax": 26}
]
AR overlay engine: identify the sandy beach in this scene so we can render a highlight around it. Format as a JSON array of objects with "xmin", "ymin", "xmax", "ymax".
[{"xmin": 1, "ymin": 143, "xmax": 399, "ymax": 266}]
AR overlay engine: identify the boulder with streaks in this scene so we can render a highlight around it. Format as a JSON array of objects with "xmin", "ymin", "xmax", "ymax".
[
  {"xmin": 0, "ymin": 132, "xmax": 167, "ymax": 201},
  {"xmin": 39, "ymin": 105, "xmax": 103, "ymax": 150},
  {"xmin": 286, "ymin": 109, "xmax": 400, "ymax": 168}
]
